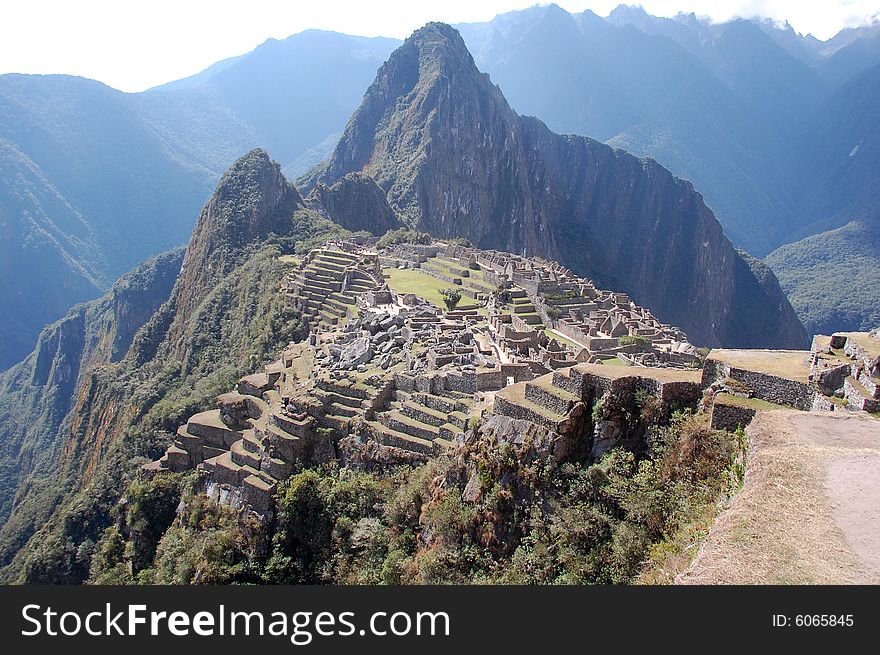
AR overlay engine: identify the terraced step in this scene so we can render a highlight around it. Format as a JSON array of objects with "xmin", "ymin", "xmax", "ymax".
[
  {"xmin": 264, "ymin": 423, "xmax": 305, "ymax": 460},
  {"xmin": 297, "ymin": 288, "xmax": 328, "ymax": 302},
  {"xmin": 175, "ymin": 425, "xmax": 202, "ymax": 453},
  {"xmin": 231, "ymin": 440, "xmax": 262, "ymax": 469},
  {"xmin": 441, "ymin": 390, "xmax": 474, "ymax": 403},
  {"xmin": 411, "ymin": 392, "xmax": 455, "ymax": 414},
  {"xmin": 517, "ymin": 313, "xmax": 544, "ymax": 326},
  {"xmin": 163, "ymin": 445, "xmax": 190, "ymax": 471},
  {"xmin": 302, "ymin": 270, "xmax": 337, "ymax": 284},
  {"xmin": 378, "ymin": 411, "xmax": 441, "ymax": 442},
  {"xmin": 401, "ymin": 401, "xmax": 449, "ymax": 427},
  {"xmin": 241, "ymin": 431, "xmax": 263, "ymax": 454},
  {"xmin": 329, "ymin": 292, "xmax": 356, "ymax": 306},
  {"xmin": 319, "ymin": 413, "xmax": 351, "ymax": 432},
  {"xmin": 447, "ymin": 410, "xmax": 469, "ymax": 430},
  {"xmin": 205, "ymin": 451, "xmax": 257, "ymax": 486},
  {"xmin": 323, "ymin": 303, "xmax": 348, "ymax": 318},
  {"xmin": 319, "ymin": 309, "xmax": 340, "ymax": 325},
  {"xmin": 315, "ymin": 390, "xmax": 366, "ymax": 409},
  {"xmin": 316, "ymin": 378, "xmax": 373, "ymax": 400},
  {"xmin": 494, "ymin": 384, "xmax": 567, "ymax": 431},
  {"xmin": 317, "ymin": 254, "xmax": 356, "ymax": 267},
  {"xmin": 365, "ymin": 420, "xmax": 434, "ymax": 455},
  {"xmin": 551, "ymin": 367, "xmax": 584, "ymax": 396},
  {"xmin": 525, "ymin": 374, "xmax": 580, "ymax": 415},
  {"xmin": 857, "ymin": 370, "xmax": 880, "ymax": 399},
  {"xmin": 312, "ymin": 260, "xmax": 346, "ymax": 276},
  {"xmin": 327, "ymin": 402, "xmax": 361, "ymax": 418},
  {"xmin": 186, "ymin": 410, "xmax": 242, "ymax": 448},
  {"xmin": 844, "ymin": 376, "xmax": 880, "ymax": 413}
]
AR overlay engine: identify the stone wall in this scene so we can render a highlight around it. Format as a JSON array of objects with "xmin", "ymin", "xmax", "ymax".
[
  {"xmin": 702, "ymin": 359, "xmax": 815, "ymax": 410},
  {"xmin": 501, "ymin": 363, "xmax": 534, "ymax": 383},
  {"xmin": 710, "ymin": 402, "xmax": 756, "ymax": 432},
  {"xmin": 476, "ymin": 369, "xmax": 505, "ymax": 391},
  {"xmin": 726, "ymin": 368, "xmax": 815, "ymax": 410}
]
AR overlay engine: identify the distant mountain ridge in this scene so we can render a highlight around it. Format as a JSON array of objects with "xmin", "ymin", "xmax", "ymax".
[
  {"xmin": 0, "ymin": 31, "xmax": 399, "ymax": 369},
  {"xmin": 453, "ymin": 4, "xmax": 880, "ymax": 334}
]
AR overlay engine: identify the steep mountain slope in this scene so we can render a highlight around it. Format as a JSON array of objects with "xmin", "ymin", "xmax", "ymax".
[
  {"xmin": 305, "ymin": 172, "xmax": 402, "ymax": 235},
  {"xmin": 766, "ymin": 219, "xmax": 880, "ymax": 335},
  {"xmin": 0, "ymin": 150, "xmax": 346, "ymax": 582},
  {"xmin": 765, "ymin": 63, "xmax": 880, "ymax": 335},
  {"xmin": 457, "ymin": 5, "xmax": 802, "ymax": 254},
  {"xmin": 790, "ymin": 63, "xmax": 880, "ymax": 240},
  {"xmin": 306, "ymin": 22, "xmax": 806, "ymax": 348},
  {"xmin": 0, "ymin": 139, "xmax": 102, "ymax": 368},
  {"xmin": 0, "ymin": 247, "xmax": 184, "ymax": 529},
  {"xmin": 454, "ymin": 4, "xmax": 879, "ymax": 337}
]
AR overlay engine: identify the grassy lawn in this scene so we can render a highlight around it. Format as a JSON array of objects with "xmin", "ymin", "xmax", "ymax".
[
  {"xmin": 383, "ymin": 267, "xmax": 459, "ymax": 309},
  {"xmin": 543, "ymin": 329, "xmax": 580, "ymax": 350},
  {"xmin": 278, "ymin": 255, "xmax": 301, "ymax": 266},
  {"xmin": 714, "ymin": 393, "xmax": 787, "ymax": 411},
  {"xmin": 708, "ymin": 349, "xmax": 813, "ymax": 383},
  {"xmin": 600, "ymin": 357, "xmax": 631, "ymax": 367}
]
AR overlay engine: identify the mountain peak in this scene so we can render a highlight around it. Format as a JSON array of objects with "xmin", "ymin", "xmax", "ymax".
[
  {"xmin": 174, "ymin": 149, "xmax": 301, "ymax": 327},
  {"xmin": 403, "ymin": 22, "xmax": 477, "ymax": 74}
]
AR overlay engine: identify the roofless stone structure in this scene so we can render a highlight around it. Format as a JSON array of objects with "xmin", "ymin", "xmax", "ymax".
[{"xmin": 145, "ymin": 240, "xmax": 879, "ymax": 519}]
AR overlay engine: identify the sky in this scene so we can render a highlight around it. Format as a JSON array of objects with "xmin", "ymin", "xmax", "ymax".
[{"xmin": 1, "ymin": 1, "xmax": 878, "ymax": 92}]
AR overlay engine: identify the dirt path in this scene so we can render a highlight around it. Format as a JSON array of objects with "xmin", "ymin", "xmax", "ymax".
[{"xmin": 678, "ymin": 410, "xmax": 880, "ymax": 584}]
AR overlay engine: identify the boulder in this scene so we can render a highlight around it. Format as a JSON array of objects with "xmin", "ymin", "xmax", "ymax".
[{"xmin": 338, "ymin": 337, "xmax": 373, "ymax": 369}]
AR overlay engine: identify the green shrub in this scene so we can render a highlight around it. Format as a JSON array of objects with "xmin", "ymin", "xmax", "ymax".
[
  {"xmin": 439, "ymin": 288, "xmax": 462, "ymax": 311},
  {"xmin": 618, "ymin": 335, "xmax": 651, "ymax": 348}
]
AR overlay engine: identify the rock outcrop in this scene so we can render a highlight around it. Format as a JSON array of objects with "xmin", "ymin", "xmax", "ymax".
[
  {"xmin": 305, "ymin": 172, "xmax": 402, "ymax": 235},
  {"xmin": 303, "ymin": 22, "xmax": 807, "ymax": 349}
]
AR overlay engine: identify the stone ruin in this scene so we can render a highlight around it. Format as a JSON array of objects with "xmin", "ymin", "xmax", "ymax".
[
  {"xmin": 147, "ymin": 239, "xmax": 879, "ymax": 520},
  {"xmin": 700, "ymin": 330, "xmax": 880, "ymax": 430}
]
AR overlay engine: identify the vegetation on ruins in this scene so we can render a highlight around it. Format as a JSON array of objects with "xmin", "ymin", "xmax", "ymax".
[
  {"xmin": 439, "ymin": 288, "xmax": 462, "ymax": 312},
  {"xmin": 377, "ymin": 228, "xmax": 433, "ymax": 248},
  {"xmin": 618, "ymin": 335, "xmax": 651, "ymax": 349},
  {"xmin": 88, "ymin": 411, "xmax": 743, "ymax": 584}
]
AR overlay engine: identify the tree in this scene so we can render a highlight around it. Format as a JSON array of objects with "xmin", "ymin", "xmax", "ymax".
[{"xmin": 439, "ymin": 288, "xmax": 462, "ymax": 311}]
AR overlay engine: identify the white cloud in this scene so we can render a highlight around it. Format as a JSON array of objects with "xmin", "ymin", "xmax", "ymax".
[{"xmin": 0, "ymin": 1, "xmax": 877, "ymax": 92}]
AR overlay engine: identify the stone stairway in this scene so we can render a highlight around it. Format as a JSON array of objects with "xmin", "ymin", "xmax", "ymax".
[
  {"xmin": 365, "ymin": 389, "xmax": 470, "ymax": 456},
  {"xmin": 286, "ymin": 248, "xmax": 375, "ymax": 328}
]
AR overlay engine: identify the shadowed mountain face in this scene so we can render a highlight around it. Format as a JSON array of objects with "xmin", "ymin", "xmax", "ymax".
[
  {"xmin": 306, "ymin": 23, "xmax": 807, "ymax": 348},
  {"xmin": 452, "ymin": 4, "xmax": 880, "ymax": 336}
]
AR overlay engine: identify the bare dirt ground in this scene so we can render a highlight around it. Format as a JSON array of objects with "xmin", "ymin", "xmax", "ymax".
[{"xmin": 678, "ymin": 410, "xmax": 880, "ymax": 584}]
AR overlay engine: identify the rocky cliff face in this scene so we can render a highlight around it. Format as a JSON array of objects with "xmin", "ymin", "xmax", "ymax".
[
  {"xmin": 305, "ymin": 172, "xmax": 402, "ymax": 235},
  {"xmin": 0, "ymin": 248, "xmax": 183, "ymax": 529},
  {"xmin": 305, "ymin": 23, "xmax": 807, "ymax": 348}
]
